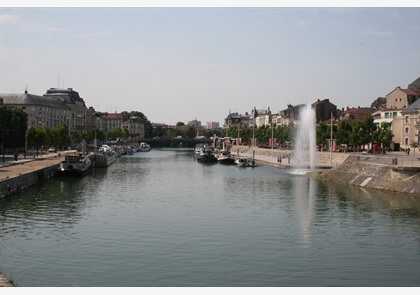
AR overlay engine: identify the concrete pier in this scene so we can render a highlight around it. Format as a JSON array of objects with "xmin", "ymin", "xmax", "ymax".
[{"xmin": 0, "ymin": 151, "xmax": 72, "ymax": 199}]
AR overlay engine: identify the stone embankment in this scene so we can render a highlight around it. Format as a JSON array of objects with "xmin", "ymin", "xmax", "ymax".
[
  {"xmin": 229, "ymin": 145, "xmax": 350, "ymax": 168},
  {"xmin": 0, "ymin": 152, "xmax": 69, "ymax": 199},
  {"xmin": 231, "ymin": 145, "xmax": 420, "ymax": 197},
  {"xmin": 310, "ymin": 156, "xmax": 420, "ymax": 196},
  {"xmin": 0, "ymin": 272, "xmax": 15, "ymax": 287}
]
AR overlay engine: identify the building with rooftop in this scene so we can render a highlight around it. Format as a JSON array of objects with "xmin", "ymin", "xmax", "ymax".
[
  {"xmin": 43, "ymin": 88, "xmax": 90, "ymax": 133},
  {"xmin": 0, "ymin": 90, "xmax": 72, "ymax": 131},
  {"xmin": 400, "ymin": 99, "xmax": 420, "ymax": 148}
]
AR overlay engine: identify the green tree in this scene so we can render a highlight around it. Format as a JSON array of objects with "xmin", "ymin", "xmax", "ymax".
[
  {"xmin": 0, "ymin": 105, "xmax": 27, "ymax": 149},
  {"xmin": 26, "ymin": 127, "xmax": 37, "ymax": 152},
  {"xmin": 164, "ymin": 129, "xmax": 175, "ymax": 139},
  {"xmin": 30, "ymin": 126, "xmax": 47, "ymax": 156},
  {"xmin": 316, "ymin": 122, "xmax": 330, "ymax": 146},
  {"xmin": 71, "ymin": 131, "xmax": 82, "ymax": 146},
  {"xmin": 361, "ymin": 116, "xmax": 376, "ymax": 149},
  {"xmin": 372, "ymin": 122, "xmax": 393, "ymax": 153},
  {"xmin": 275, "ymin": 123, "xmax": 295, "ymax": 148},
  {"xmin": 153, "ymin": 125, "xmax": 166, "ymax": 138},
  {"xmin": 183, "ymin": 125, "xmax": 196, "ymax": 139},
  {"xmin": 107, "ymin": 128, "xmax": 128, "ymax": 141},
  {"xmin": 336, "ymin": 119, "xmax": 352, "ymax": 146},
  {"xmin": 255, "ymin": 125, "xmax": 270, "ymax": 145},
  {"xmin": 56, "ymin": 125, "xmax": 70, "ymax": 149},
  {"xmin": 349, "ymin": 120, "xmax": 363, "ymax": 151},
  {"xmin": 349, "ymin": 117, "xmax": 375, "ymax": 152}
]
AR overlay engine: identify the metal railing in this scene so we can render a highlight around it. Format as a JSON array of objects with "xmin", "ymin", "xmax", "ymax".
[{"xmin": 354, "ymin": 154, "xmax": 420, "ymax": 168}]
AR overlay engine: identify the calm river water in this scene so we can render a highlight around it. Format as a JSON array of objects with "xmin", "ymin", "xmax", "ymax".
[{"xmin": 0, "ymin": 148, "xmax": 419, "ymax": 287}]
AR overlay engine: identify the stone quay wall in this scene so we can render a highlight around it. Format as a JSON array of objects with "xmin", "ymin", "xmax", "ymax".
[
  {"xmin": 309, "ymin": 156, "xmax": 420, "ymax": 196},
  {"xmin": 230, "ymin": 145, "xmax": 420, "ymax": 197},
  {"xmin": 0, "ymin": 165, "xmax": 58, "ymax": 199},
  {"xmin": 0, "ymin": 154, "xmax": 66, "ymax": 200},
  {"xmin": 0, "ymin": 272, "xmax": 15, "ymax": 287}
]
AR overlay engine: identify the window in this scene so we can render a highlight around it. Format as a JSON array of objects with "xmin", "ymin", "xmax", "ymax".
[
  {"xmin": 405, "ymin": 138, "xmax": 409, "ymax": 145},
  {"xmin": 405, "ymin": 127, "xmax": 409, "ymax": 134},
  {"xmin": 406, "ymin": 116, "xmax": 409, "ymax": 123},
  {"xmin": 393, "ymin": 112, "xmax": 398, "ymax": 118},
  {"xmin": 385, "ymin": 112, "xmax": 390, "ymax": 118}
]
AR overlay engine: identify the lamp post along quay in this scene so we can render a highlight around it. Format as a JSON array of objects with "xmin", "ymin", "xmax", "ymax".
[{"xmin": 330, "ymin": 112, "xmax": 333, "ymax": 167}]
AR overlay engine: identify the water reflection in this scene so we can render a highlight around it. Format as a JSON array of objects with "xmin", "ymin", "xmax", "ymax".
[
  {"xmin": 292, "ymin": 175, "xmax": 316, "ymax": 249},
  {"xmin": 0, "ymin": 149, "xmax": 420, "ymax": 287}
]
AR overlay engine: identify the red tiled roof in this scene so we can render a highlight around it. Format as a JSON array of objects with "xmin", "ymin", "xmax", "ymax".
[
  {"xmin": 402, "ymin": 88, "xmax": 420, "ymax": 95},
  {"xmin": 103, "ymin": 113, "xmax": 123, "ymax": 120}
]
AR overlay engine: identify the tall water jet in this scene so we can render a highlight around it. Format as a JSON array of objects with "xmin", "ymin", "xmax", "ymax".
[{"xmin": 294, "ymin": 103, "xmax": 317, "ymax": 170}]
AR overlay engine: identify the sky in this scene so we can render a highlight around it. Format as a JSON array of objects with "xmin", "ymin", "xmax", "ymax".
[{"xmin": 1, "ymin": 1, "xmax": 420, "ymax": 126}]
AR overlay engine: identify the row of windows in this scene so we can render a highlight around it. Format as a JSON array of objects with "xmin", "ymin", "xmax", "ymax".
[
  {"xmin": 384, "ymin": 112, "xmax": 398, "ymax": 118},
  {"xmin": 405, "ymin": 115, "xmax": 420, "ymax": 123}
]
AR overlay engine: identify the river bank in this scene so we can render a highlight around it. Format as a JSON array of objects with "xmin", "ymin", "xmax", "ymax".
[
  {"xmin": 230, "ymin": 145, "xmax": 420, "ymax": 197},
  {"xmin": 309, "ymin": 156, "xmax": 420, "ymax": 196},
  {"xmin": 0, "ymin": 272, "xmax": 14, "ymax": 287},
  {"xmin": 0, "ymin": 152, "xmax": 70, "ymax": 200}
]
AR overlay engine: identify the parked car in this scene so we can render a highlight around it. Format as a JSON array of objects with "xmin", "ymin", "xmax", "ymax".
[{"xmin": 48, "ymin": 147, "xmax": 56, "ymax": 153}]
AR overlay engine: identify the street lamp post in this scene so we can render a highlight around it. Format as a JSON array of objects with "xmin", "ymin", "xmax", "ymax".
[
  {"xmin": 237, "ymin": 122, "xmax": 240, "ymax": 145},
  {"xmin": 271, "ymin": 121, "xmax": 274, "ymax": 157},
  {"xmin": 330, "ymin": 112, "xmax": 333, "ymax": 167},
  {"xmin": 1, "ymin": 132, "xmax": 4, "ymax": 162},
  {"xmin": 24, "ymin": 128, "xmax": 28, "ymax": 159},
  {"xmin": 253, "ymin": 119, "xmax": 255, "ymax": 147},
  {"xmin": 13, "ymin": 128, "xmax": 17, "ymax": 161}
]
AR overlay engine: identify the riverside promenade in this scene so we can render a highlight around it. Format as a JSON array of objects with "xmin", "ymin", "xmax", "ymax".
[
  {"xmin": 230, "ymin": 145, "xmax": 420, "ymax": 196},
  {"xmin": 0, "ymin": 150, "xmax": 77, "ymax": 200},
  {"xmin": 0, "ymin": 152, "xmax": 67, "ymax": 180},
  {"xmin": 229, "ymin": 145, "xmax": 420, "ymax": 169}
]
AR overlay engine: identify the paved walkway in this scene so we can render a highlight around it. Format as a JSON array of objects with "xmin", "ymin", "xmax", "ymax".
[
  {"xmin": 229, "ymin": 146, "xmax": 420, "ymax": 169},
  {"xmin": 0, "ymin": 150, "xmax": 76, "ymax": 181}
]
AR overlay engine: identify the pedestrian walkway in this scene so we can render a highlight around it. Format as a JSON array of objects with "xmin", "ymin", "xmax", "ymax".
[
  {"xmin": 231, "ymin": 145, "xmax": 420, "ymax": 169},
  {"xmin": 0, "ymin": 151, "xmax": 75, "ymax": 181}
]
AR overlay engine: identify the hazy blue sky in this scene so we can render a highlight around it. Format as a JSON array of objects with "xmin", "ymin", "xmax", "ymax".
[{"xmin": 1, "ymin": 4, "xmax": 420, "ymax": 125}]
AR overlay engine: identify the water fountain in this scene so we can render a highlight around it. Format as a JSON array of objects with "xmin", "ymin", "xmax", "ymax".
[{"xmin": 293, "ymin": 103, "xmax": 317, "ymax": 170}]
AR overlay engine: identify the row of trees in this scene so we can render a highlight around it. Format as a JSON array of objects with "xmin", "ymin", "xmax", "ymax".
[
  {"xmin": 0, "ymin": 106, "xmax": 154, "ymax": 155},
  {"xmin": 152, "ymin": 123, "xmax": 223, "ymax": 140},
  {"xmin": 317, "ymin": 116, "xmax": 394, "ymax": 152},
  {"xmin": 0, "ymin": 104, "xmax": 398, "ymax": 155},
  {"xmin": 224, "ymin": 123, "xmax": 294, "ymax": 147},
  {"xmin": 0, "ymin": 105, "xmax": 27, "ymax": 151},
  {"xmin": 225, "ymin": 116, "xmax": 394, "ymax": 152}
]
